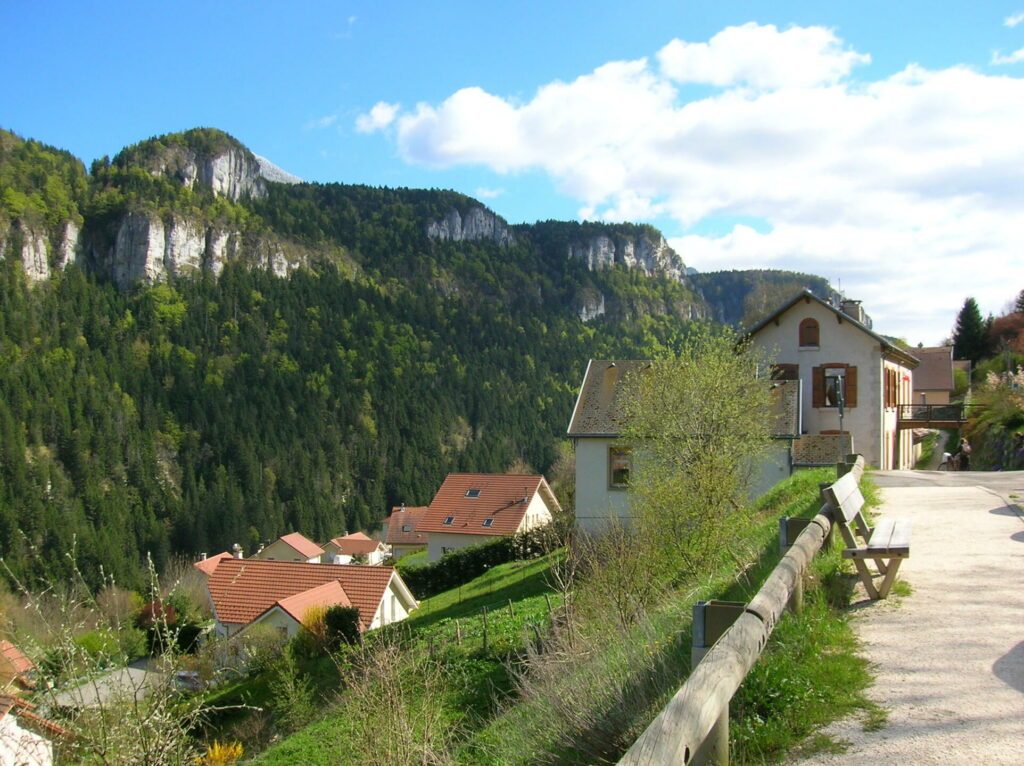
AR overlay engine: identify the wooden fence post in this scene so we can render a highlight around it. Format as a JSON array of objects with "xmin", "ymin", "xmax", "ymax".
[
  {"xmin": 691, "ymin": 600, "xmax": 746, "ymax": 766},
  {"xmin": 482, "ymin": 607, "xmax": 489, "ymax": 653}
]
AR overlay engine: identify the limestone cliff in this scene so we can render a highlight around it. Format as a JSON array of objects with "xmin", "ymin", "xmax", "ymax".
[
  {"xmin": 567, "ymin": 231, "xmax": 686, "ymax": 282},
  {"xmin": 0, "ymin": 219, "xmax": 81, "ymax": 283},
  {"xmin": 426, "ymin": 206, "xmax": 515, "ymax": 246},
  {"xmin": 101, "ymin": 212, "xmax": 294, "ymax": 288}
]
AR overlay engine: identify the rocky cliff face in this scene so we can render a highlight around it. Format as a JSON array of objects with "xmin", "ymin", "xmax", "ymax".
[
  {"xmin": 102, "ymin": 212, "xmax": 292, "ymax": 288},
  {"xmin": 426, "ymin": 207, "xmax": 515, "ymax": 246},
  {"xmin": 567, "ymin": 232, "xmax": 686, "ymax": 282},
  {"xmin": 149, "ymin": 145, "xmax": 266, "ymax": 202},
  {"xmin": 0, "ymin": 219, "xmax": 81, "ymax": 283}
]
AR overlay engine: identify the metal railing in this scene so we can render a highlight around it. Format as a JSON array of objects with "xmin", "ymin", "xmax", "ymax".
[
  {"xmin": 617, "ymin": 455, "xmax": 864, "ymax": 766},
  {"xmin": 896, "ymin": 403, "xmax": 976, "ymax": 425}
]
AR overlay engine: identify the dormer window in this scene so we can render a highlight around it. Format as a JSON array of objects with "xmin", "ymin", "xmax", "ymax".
[
  {"xmin": 443, "ymin": 516, "xmax": 454, "ymax": 525},
  {"xmin": 799, "ymin": 318, "xmax": 820, "ymax": 348},
  {"xmin": 482, "ymin": 518, "xmax": 494, "ymax": 528},
  {"xmin": 465, "ymin": 489, "xmax": 481, "ymax": 498}
]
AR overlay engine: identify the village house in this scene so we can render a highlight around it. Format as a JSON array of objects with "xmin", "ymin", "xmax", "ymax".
[
  {"xmin": 383, "ymin": 504, "xmax": 429, "ymax": 560},
  {"xmin": 199, "ymin": 557, "xmax": 417, "ymax": 638},
  {"xmin": 567, "ymin": 360, "xmax": 800, "ymax": 532},
  {"xmin": 912, "ymin": 346, "xmax": 956, "ymax": 404},
  {"xmin": 321, "ymin": 532, "xmax": 389, "ymax": 565},
  {"xmin": 746, "ymin": 291, "xmax": 919, "ymax": 470},
  {"xmin": 417, "ymin": 473, "xmax": 561, "ymax": 562},
  {"xmin": 253, "ymin": 532, "xmax": 324, "ymax": 563}
]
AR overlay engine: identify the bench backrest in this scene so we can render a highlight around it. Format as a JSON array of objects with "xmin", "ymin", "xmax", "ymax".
[{"xmin": 823, "ymin": 471, "xmax": 864, "ymax": 525}]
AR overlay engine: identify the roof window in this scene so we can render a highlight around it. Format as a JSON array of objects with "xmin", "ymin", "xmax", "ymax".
[
  {"xmin": 465, "ymin": 489, "xmax": 481, "ymax": 498},
  {"xmin": 402, "ymin": 524, "xmax": 413, "ymax": 533},
  {"xmin": 443, "ymin": 516, "xmax": 454, "ymax": 525},
  {"xmin": 482, "ymin": 518, "xmax": 494, "ymax": 528}
]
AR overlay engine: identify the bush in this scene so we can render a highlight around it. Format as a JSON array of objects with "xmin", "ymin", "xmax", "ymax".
[
  {"xmin": 324, "ymin": 605, "xmax": 361, "ymax": 649},
  {"xmin": 399, "ymin": 526, "xmax": 561, "ymax": 599}
]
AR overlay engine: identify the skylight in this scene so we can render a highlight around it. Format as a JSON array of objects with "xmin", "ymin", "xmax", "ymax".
[
  {"xmin": 402, "ymin": 524, "xmax": 413, "ymax": 532},
  {"xmin": 465, "ymin": 489, "xmax": 481, "ymax": 498},
  {"xmin": 443, "ymin": 516, "xmax": 454, "ymax": 525},
  {"xmin": 482, "ymin": 518, "xmax": 494, "ymax": 528}
]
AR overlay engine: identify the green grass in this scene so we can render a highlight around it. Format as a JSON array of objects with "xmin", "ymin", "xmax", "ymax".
[
  {"xmin": 252, "ymin": 467, "xmax": 883, "ymax": 765},
  {"xmin": 394, "ymin": 549, "xmax": 428, "ymax": 569}
]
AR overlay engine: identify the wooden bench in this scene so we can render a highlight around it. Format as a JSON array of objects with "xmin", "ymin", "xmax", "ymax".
[{"xmin": 823, "ymin": 471, "xmax": 911, "ymax": 599}]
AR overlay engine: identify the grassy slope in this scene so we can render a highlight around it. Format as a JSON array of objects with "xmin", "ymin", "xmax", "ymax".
[{"xmin": 253, "ymin": 469, "xmax": 883, "ymax": 764}]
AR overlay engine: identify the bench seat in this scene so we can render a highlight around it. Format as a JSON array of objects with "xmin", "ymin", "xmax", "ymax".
[{"xmin": 843, "ymin": 518, "xmax": 912, "ymax": 560}]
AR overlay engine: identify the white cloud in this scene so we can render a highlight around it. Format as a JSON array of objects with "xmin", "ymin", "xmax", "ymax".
[
  {"xmin": 304, "ymin": 114, "xmax": 338, "ymax": 131},
  {"xmin": 1005, "ymin": 12, "xmax": 1024, "ymax": 27},
  {"xmin": 657, "ymin": 22, "xmax": 870, "ymax": 90},
  {"xmin": 355, "ymin": 101, "xmax": 400, "ymax": 133},
  {"xmin": 369, "ymin": 23, "xmax": 1024, "ymax": 343},
  {"xmin": 475, "ymin": 186, "xmax": 505, "ymax": 200},
  {"xmin": 992, "ymin": 47, "xmax": 1024, "ymax": 65}
]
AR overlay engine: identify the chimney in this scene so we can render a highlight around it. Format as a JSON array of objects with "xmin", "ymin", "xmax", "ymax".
[
  {"xmin": 232, "ymin": 543, "xmax": 243, "ymax": 559},
  {"xmin": 200, "ymin": 552, "xmax": 207, "ymax": 561},
  {"xmin": 839, "ymin": 299, "xmax": 872, "ymax": 328},
  {"xmin": 400, "ymin": 502, "xmax": 406, "ymax": 512}
]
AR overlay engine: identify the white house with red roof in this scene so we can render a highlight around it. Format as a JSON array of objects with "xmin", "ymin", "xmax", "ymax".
[
  {"xmin": 0, "ymin": 695, "xmax": 66, "ymax": 766},
  {"xmin": 198, "ymin": 557, "xmax": 417, "ymax": 638},
  {"xmin": 321, "ymin": 532, "xmax": 389, "ymax": 565},
  {"xmin": 253, "ymin": 532, "xmax": 324, "ymax": 563},
  {"xmin": 383, "ymin": 505, "xmax": 429, "ymax": 560},
  {"xmin": 418, "ymin": 473, "xmax": 561, "ymax": 562}
]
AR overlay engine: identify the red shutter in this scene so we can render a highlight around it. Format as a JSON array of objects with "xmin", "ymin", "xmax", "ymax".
[
  {"xmin": 846, "ymin": 365, "xmax": 858, "ymax": 407},
  {"xmin": 812, "ymin": 366, "xmax": 824, "ymax": 407}
]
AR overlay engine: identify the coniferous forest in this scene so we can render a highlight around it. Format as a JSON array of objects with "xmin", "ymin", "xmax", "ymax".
[{"xmin": 0, "ymin": 127, "xmax": 828, "ymax": 589}]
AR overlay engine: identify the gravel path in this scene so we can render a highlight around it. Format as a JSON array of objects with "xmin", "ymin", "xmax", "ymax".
[{"xmin": 792, "ymin": 471, "xmax": 1024, "ymax": 765}]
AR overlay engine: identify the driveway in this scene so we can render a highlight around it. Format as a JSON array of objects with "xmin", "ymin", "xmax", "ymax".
[{"xmin": 792, "ymin": 470, "xmax": 1024, "ymax": 765}]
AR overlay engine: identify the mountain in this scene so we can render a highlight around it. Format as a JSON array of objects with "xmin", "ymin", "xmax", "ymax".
[{"xmin": 0, "ymin": 127, "xmax": 832, "ymax": 588}]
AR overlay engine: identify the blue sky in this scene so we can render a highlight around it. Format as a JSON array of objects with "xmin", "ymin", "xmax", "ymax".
[{"xmin": 3, "ymin": 1, "xmax": 1024, "ymax": 344}]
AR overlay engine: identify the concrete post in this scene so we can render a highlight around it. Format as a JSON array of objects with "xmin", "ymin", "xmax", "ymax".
[
  {"xmin": 691, "ymin": 600, "xmax": 746, "ymax": 766},
  {"xmin": 778, "ymin": 517, "xmax": 811, "ymax": 613}
]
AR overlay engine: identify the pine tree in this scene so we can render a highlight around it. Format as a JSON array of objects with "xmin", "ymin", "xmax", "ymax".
[
  {"xmin": 1014, "ymin": 289, "xmax": 1024, "ymax": 314},
  {"xmin": 952, "ymin": 297, "xmax": 990, "ymax": 364}
]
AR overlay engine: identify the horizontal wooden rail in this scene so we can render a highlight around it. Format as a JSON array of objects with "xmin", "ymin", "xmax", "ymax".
[{"xmin": 618, "ymin": 456, "xmax": 864, "ymax": 765}]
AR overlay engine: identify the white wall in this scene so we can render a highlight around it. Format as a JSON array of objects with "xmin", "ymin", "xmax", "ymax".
[
  {"xmin": 0, "ymin": 714, "xmax": 53, "ymax": 766},
  {"xmin": 748, "ymin": 442, "xmax": 794, "ymax": 499},
  {"xmin": 574, "ymin": 437, "xmax": 631, "ymax": 533},
  {"xmin": 368, "ymin": 579, "xmax": 414, "ymax": 630}
]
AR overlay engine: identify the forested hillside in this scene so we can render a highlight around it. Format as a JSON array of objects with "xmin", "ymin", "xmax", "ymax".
[{"xmin": 0, "ymin": 127, "xmax": 832, "ymax": 588}]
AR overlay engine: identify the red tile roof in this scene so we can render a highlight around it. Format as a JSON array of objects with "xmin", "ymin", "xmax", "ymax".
[
  {"xmin": 418, "ymin": 473, "xmax": 559, "ymax": 537},
  {"xmin": 326, "ymin": 532, "xmax": 384, "ymax": 556},
  {"xmin": 0, "ymin": 641, "xmax": 34, "ymax": 675},
  {"xmin": 207, "ymin": 558, "xmax": 399, "ymax": 630},
  {"xmin": 384, "ymin": 506, "xmax": 429, "ymax": 546},
  {"xmin": 193, "ymin": 551, "xmax": 233, "ymax": 577},
  {"xmin": 277, "ymin": 532, "xmax": 325, "ymax": 559},
  {"xmin": 271, "ymin": 580, "xmax": 352, "ymax": 624},
  {"xmin": 0, "ymin": 695, "xmax": 69, "ymax": 737}
]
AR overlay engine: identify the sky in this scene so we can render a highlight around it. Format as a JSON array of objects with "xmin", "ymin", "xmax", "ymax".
[{"xmin": 2, "ymin": 1, "xmax": 1023, "ymax": 345}]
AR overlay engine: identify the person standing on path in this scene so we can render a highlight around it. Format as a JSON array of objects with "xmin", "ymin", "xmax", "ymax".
[{"xmin": 954, "ymin": 437, "xmax": 972, "ymax": 470}]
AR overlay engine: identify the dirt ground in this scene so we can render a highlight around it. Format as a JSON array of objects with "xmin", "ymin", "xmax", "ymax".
[{"xmin": 791, "ymin": 471, "xmax": 1024, "ymax": 765}]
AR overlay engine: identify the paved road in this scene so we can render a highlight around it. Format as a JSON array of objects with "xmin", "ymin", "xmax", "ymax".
[{"xmin": 793, "ymin": 470, "xmax": 1024, "ymax": 765}]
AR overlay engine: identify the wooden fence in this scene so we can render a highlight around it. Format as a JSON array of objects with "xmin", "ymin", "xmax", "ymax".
[{"xmin": 618, "ymin": 455, "xmax": 865, "ymax": 766}]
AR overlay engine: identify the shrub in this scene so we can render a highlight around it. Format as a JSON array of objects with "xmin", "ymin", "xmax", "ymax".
[{"xmin": 324, "ymin": 605, "xmax": 361, "ymax": 648}]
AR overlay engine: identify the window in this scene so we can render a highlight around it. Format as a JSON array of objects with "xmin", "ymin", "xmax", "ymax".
[
  {"xmin": 482, "ymin": 518, "xmax": 494, "ymax": 528},
  {"xmin": 609, "ymin": 446, "xmax": 631, "ymax": 489},
  {"xmin": 799, "ymin": 318, "xmax": 820, "ymax": 348},
  {"xmin": 402, "ymin": 524, "xmax": 413, "ymax": 533},
  {"xmin": 812, "ymin": 364, "xmax": 857, "ymax": 408},
  {"xmin": 443, "ymin": 516, "xmax": 454, "ymax": 525},
  {"xmin": 465, "ymin": 488, "xmax": 481, "ymax": 498}
]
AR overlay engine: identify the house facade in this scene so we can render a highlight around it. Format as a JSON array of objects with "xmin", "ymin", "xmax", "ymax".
[
  {"xmin": 912, "ymin": 346, "xmax": 955, "ymax": 405},
  {"xmin": 747, "ymin": 292, "xmax": 918, "ymax": 470},
  {"xmin": 418, "ymin": 473, "xmax": 561, "ymax": 562},
  {"xmin": 567, "ymin": 360, "xmax": 800, "ymax": 532},
  {"xmin": 201, "ymin": 558, "xmax": 417, "ymax": 638},
  {"xmin": 383, "ymin": 505, "xmax": 429, "ymax": 560},
  {"xmin": 254, "ymin": 532, "xmax": 324, "ymax": 563},
  {"xmin": 321, "ymin": 532, "xmax": 389, "ymax": 565}
]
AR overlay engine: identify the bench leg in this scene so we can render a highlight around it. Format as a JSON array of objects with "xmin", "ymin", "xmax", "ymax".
[
  {"xmin": 875, "ymin": 558, "xmax": 903, "ymax": 599},
  {"xmin": 852, "ymin": 558, "xmax": 881, "ymax": 600}
]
